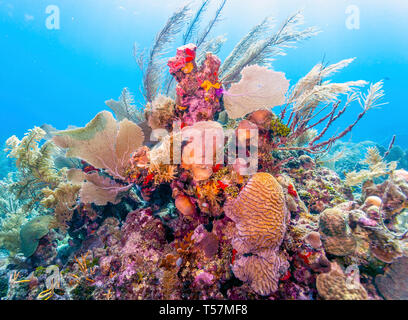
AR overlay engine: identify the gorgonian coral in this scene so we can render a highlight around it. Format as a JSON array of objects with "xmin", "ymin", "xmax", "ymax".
[
  {"xmin": 105, "ymin": 87, "xmax": 145, "ymax": 124},
  {"xmin": 53, "ymin": 111, "xmax": 144, "ymax": 181},
  {"xmin": 223, "ymin": 65, "xmax": 289, "ymax": 120},
  {"xmin": 5, "ymin": 127, "xmax": 63, "ymax": 211}
]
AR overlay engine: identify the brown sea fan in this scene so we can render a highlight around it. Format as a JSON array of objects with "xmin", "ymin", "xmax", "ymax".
[{"xmin": 53, "ymin": 111, "xmax": 144, "ymax": 181}]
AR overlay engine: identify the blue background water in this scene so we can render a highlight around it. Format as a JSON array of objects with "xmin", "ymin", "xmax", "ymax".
[{"xmin": 0, "ymin": 0, "xmax": 407, "ymax": 151}]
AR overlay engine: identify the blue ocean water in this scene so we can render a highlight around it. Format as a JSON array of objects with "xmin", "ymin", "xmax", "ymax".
[{"xmin": 0, "ymin": 0, "xmax": 407, "ymax": 148}]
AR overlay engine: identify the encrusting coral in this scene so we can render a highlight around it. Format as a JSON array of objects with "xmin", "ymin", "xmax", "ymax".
[
  {"xmin": 20, "ymin": 216, "xmax": 53, "ymax": 258},
  {"xmin": 319, "ymin": 207, "xmax": 357, "ymax": 256},
  {"xmin": 375, "ymin": 256, "xmax": 408, "ymax": 300}
]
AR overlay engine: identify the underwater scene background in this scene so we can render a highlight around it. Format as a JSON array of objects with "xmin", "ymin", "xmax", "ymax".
[{"xmin": 0, "ymin": 0, "xmax": 408, "ymax": 300}]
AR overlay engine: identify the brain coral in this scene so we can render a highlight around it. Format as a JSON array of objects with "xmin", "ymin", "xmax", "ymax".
[
  {"xmin": 232, "ymin": 248, "xmax": 289, "ymax": 296},
  {"xmin": 225, "ymin": 172, "xmax": 289, "ymax": 295},
  {"xmin": 375, "ymin": 256, "xmax": 408, "ymax": 300},
  {"xmin": 316, "ymin": 262, "xmax": 368, "ymax": 300},
  {"xmin": 319, "ymin": 207, "xmax": 356, "ymax": 256},
  {"xmin": 20, "ymin": 215, "xmax": 53, "ymax": 257},
  {"xmin": 225, "ymin": 172, "xmax": 287, "ymax": 253}
]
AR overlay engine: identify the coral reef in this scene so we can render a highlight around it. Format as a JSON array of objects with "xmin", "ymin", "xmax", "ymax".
[
  {"xmin": 53, "ymin": 111, "xmax": 144, "ymax": 181},
  {"xmin": 319, "ymin": 207, "xmax": 357, "ymax": 256},
  {"xmin": 1, "ymin": 6, "xmax": 403, "ymax": 302},
  {"xmin": 20, "ymin": 216, "xmax": 53, "ymax": 258}
]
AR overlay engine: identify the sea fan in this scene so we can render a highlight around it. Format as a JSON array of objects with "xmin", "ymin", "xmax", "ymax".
[{"xmin": 223, "ymin": 65, "xmax": 290, "ymax": 119}]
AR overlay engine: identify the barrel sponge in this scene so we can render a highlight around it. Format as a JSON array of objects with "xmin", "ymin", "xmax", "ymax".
[
  {"xmin": 225, "ymin": 172, "xmax": 288, "ymax": 254},
  {"xmin": 319, "ymin": 208, "xmax": 356, "ymax": 256},
  {"xmin": 232, "ymin": 249, "xmax": 289, "ymax": 296},
  {"xmin": 316, "ymin": 262, "xmax": 368, "ymax": 300}
]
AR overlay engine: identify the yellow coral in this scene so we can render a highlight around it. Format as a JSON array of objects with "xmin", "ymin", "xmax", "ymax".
[
  {"xmin": 201, "ymin": 80, "xmax": 221, "ymax": 92},
  {"xmin": 196, "ymin": 181, "xmax": 221, "ymax": 207},
  {"xmin": 5, "ymin": 127, "xmax": 64, "ymax": 212}
]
